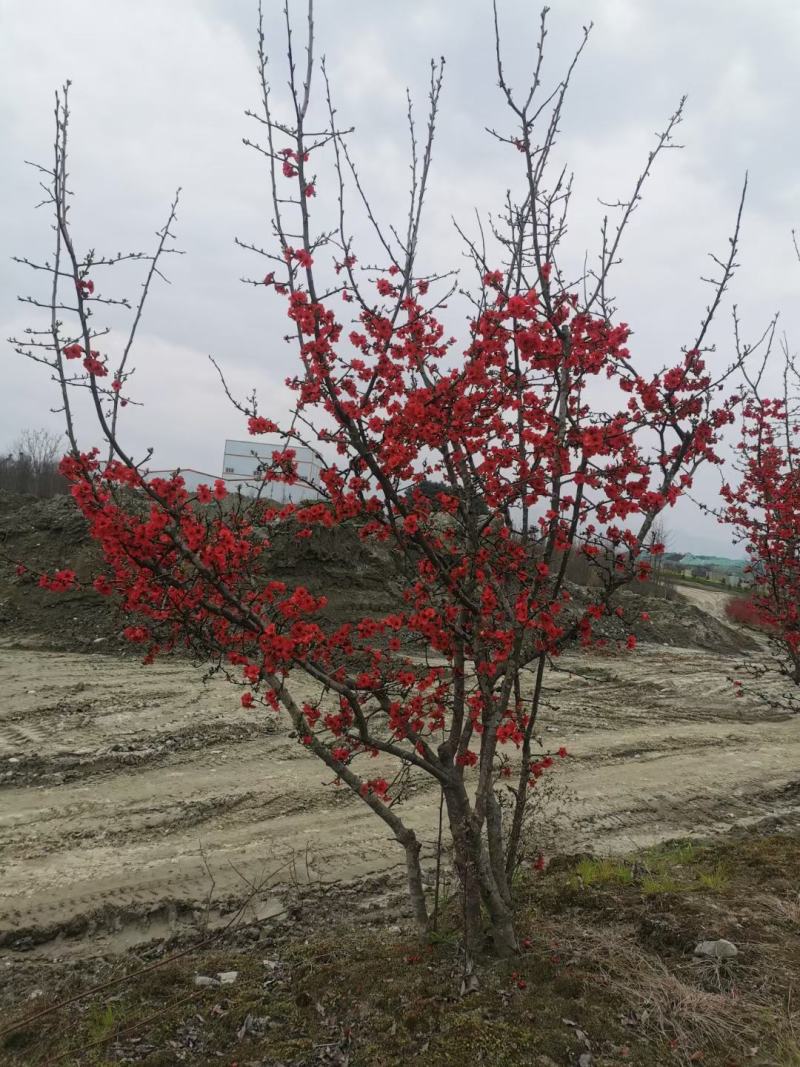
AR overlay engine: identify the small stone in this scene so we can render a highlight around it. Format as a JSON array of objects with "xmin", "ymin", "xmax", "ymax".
[
  {"xmin": 194, "ymin": 975, "xmax": 218, "ymax": 987},
  {"xmin": 237, "ymin": 1013, "xmax": 270, "ymax": 1039},
  {"xmin": 694, "ymin": 938, "xmax": 738, "ymax": 960},
  {"xmin": 217, "ymin": 970, "xmax": 239, "ymax": 984}
]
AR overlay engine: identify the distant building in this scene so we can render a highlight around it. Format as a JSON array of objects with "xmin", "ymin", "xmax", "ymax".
[
  {"xmin": 220, "ymin": 439, "xmax": 322, "ymax": 503},
  {"xmin": 662, "ymin": 552, "xmax": 751, "ymax": 588},
  {"xmin": 723, "ymin": 573, "xmax": 746, "ymax": 589},
  {"xmin": 150, "ymin": 439, "xmax": 323, "ymax": 504}
]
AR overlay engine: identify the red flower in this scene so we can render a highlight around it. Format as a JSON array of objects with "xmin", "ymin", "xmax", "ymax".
[
  {"xmin": 123, "ymin": 625, "xmax": 149, "ymax": 642},
  {"xmin": 83, "ymin": 355, "xmax": 107, "ymax": 377},
  {"xmin": 248, "ymin": 416, "xmax": 279, "ymax": 436}
]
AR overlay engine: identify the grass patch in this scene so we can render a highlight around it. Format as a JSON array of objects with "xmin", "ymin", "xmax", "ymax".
[
  {"xmin": 697, "ymin": 864, "xmax": 730, "ymax": 892},
  {"xmin": 85, "ymin": 1001, "xmax": 117, "ymax": 1042},
  {"xmin": 573, "ymin": 855, "xmax": 635, "ymax": 887},
  {"xmin": 640, "ymin": 872, "xmax": 683, "ymax": 895},
  {"xmin": 569, "ymin": 841, "xmax": 731, "ymax": 897}
]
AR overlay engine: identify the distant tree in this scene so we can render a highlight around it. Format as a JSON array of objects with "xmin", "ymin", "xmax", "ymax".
[
  {"xmin": 722, "ymin": 334, "xmax": 800, "ymax": 683},
  {"xmin": 0, "ymin": 428, "xmax": 66, "ymax": 497}
]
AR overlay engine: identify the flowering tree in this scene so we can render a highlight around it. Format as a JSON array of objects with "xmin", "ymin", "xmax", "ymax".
[
  {"xmin": 12, "ymin": 3, "xmax": 745, "ymax": 958},
  {"xmin": 722, "ymin": 330, "xmax": 800, "ymax": 684}
]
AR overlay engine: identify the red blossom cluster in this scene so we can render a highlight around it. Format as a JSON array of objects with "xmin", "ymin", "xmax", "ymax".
[
  {"xmin": 38, "ymin": 568, "xmax": 78, "ymax": 592},
  {"xmin": 722, "ymin": 393, "xmax": 800, "ymax": 681},
  {"xmin": 52, "ymin": 264, "xmax": 734, "ymax": 820}
]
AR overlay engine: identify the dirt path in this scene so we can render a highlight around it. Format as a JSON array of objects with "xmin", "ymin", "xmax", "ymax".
[
  {"xmin": 1, "ymin": 625, "xmax": 798, "ymax": 958},
  {"xmin": 674, "ymin": 581, "xmax": 734, "ymax": 622}
]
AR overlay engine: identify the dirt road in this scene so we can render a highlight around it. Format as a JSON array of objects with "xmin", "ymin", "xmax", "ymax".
[
  {"xmin": 1, "ymin": 600, "xmax": 798, "ymax": 958},
  {"xmin": 673, "ymin": 581, "xmax": 734, "ymax": 621}
]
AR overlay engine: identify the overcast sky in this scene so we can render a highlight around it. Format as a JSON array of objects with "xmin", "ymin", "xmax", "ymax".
[{"xmin": 2, "ymin": 0, "xmax": 799, "ymax": 555}]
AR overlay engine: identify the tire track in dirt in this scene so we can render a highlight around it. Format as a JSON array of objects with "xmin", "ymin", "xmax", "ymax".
[{"xmin": 1, "ymin": 629, "xmax": 798, "ymax": 957}]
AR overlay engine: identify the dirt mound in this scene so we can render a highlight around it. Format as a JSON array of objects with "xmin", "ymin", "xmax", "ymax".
[
  {"xmin": 588, "ymin": 587, "xmax": 757, "ymax": 654},
  {"xmin": 0, "ymin": 491, "xmax": 122, "ymax": 651},
  {"xmin": 0, "ymin": 491, "xmax": 754, "ymax": 655},
  {"xmin": 0, "ymin": 491, "xmax": 396, "ymax": 652}
]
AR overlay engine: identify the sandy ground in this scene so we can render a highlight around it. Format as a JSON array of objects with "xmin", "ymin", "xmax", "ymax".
[
  {"xmin": 674, "ymin": 581, "xmax": 734, "ymax": 620},
  {"xmin": 2, "ymin": 589, "xmax": 798, "ymax": 958}
]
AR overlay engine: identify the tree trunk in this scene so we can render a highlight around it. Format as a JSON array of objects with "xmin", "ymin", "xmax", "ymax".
[
  {"xmin": 443, "ymin": 787, "xmax": 484, "ymax": 950},
  {"xmin": 505, "ymin": 653, "xmax": 547, "ymax": 881},
  {"xmin": 486, "ymin": 789, "xmax": 512, "ymax": 906},
  {"xmin": 400, "ymin": 832, "xmax": 429, "ymax": 930},
  {"xmin": 486, "ymin": 905, "xmax": 518, "ymax": 957},
  {"xmin": 443, "ymin": 784, "xmax": 518, "ymax": 957},
  {"xmin": 476, "ymin": 845, "xmax": 518, "ymax": 957}
]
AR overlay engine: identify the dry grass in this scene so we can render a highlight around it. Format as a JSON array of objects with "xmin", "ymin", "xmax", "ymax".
[
  {"xmin": 769, "ymin": 893, "xmax": 800, "ymax": 926},
  {"xmin": 582, "ymin": 925, "xmax": 764, "ymax": 1055}
]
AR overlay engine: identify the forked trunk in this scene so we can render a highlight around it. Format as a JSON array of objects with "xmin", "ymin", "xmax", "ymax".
[{"xmin": 443, "ymin": 784, "xmax": 518, "ymax": 957}]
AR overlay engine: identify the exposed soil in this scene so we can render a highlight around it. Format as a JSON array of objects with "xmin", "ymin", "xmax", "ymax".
[
  {"xmin": 0, "ymin": 604, "xmax": 795, "ymax": 961},
  {"xmin": 0, "ymin": 490, "xmax": 756, "ymax": 655},
  {"xmin": 0, "ymin": 491, "xmax": 396, "ymax": 653}
]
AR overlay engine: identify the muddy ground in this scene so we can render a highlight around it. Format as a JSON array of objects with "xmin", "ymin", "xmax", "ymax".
[{"xmin": 1, "ymin": 583, "xmax": 797, "ymax": 963}]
